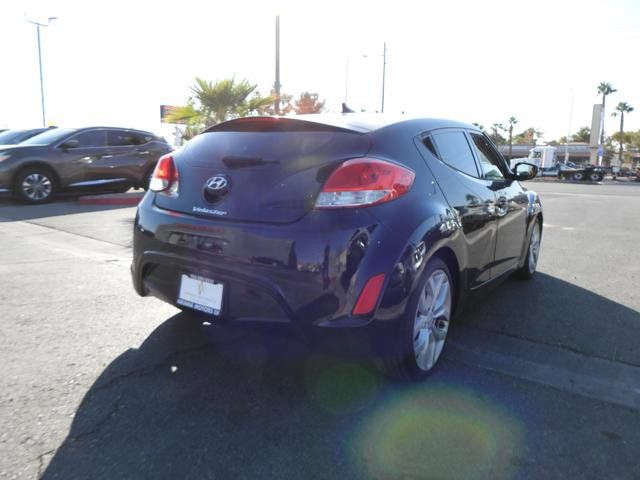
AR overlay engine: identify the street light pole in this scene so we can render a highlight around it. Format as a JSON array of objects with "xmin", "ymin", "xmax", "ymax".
[
  {"xmin": 381, "ymin": 42, "xmax": 387, "ymax": 113},
  {"xmin": 27, "ymin": 16, "xmax": 57, "ymax": 127},
  {"xmin": 274, "ymin": 15, "xmax": 281, "ymax": 115},
  {"xmin": 35, "ymin": 24, "xmax": 46, "ymax": 127},
  {"xmin": 565, "ymin": 92, "xmax": 574, "ymax": 163},
  {"xmin": 344, "ymin": 57, "xmax": 349, "ymax": 104}
]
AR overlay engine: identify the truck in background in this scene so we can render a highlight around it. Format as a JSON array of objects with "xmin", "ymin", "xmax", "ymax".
[{"xmin": 509, "ymin": 146, "xmax": 605, "ymax": 182}]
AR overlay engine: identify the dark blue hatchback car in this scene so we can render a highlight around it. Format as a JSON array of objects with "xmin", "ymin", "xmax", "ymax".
[{"xmin": 131, "ymin": 114, "xmax": 542, "ymax": 380}]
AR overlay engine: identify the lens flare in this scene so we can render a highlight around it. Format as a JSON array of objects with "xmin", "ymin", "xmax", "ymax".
[
  {"xmin": 348, "ymin": 382, "xmax": 526, "ymax": 479},
  {"xmin": 304, "ymin": 357, "xmax": 382, "ymax": 415}
]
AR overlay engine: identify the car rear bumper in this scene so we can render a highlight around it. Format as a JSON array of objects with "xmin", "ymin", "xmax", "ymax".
[{"xmin": 131, "ymin": 194, "xmax": 417, "ymax": 332}]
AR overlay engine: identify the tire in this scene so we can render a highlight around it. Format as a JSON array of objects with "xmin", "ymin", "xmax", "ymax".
[
  {"xmin": 514, "ymin": 218, "xmax": 541, "ymax": 280},
  {"xmin": 110, "ymin": 183, "xmax": 132, "ymax": 194},
  {"xmin": 13, "ymin": 167, "xmax": 56, "ymax": 204},
  {"xmin": 572, "ymin": 171, "xmax": 585, "ymax": 181},
  {"xmin": 142, "ymin": 166, "xmax": 155, "ymax": 191},
  {"xmin": 381, "ymin": 256, "xmax": 454, "ymax": 381},
  {"xmin": 588, "ymin": 171, "xmax": 602, "ymax": 182}
]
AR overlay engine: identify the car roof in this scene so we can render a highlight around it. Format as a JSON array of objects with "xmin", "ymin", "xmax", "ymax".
[
  {"xmin": 211, "ymin": 113, "xmax": 478, "ymax": 135},
  {"xmin": 69, "ymin": 126, "xmax": 157, "ymax": 136}
]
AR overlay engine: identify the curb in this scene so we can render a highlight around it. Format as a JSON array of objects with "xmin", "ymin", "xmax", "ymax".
[{"xmin": 77, "ymin": 192, "xmax": 144, "ymax": 206}]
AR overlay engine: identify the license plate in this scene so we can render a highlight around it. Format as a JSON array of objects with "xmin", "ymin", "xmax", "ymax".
[{"xmin": 177, "ymin": 274, "xmax": 223, "ymax": 315}]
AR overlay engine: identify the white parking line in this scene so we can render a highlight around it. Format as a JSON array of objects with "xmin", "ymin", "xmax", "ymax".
[
  {"xmin": 543, "ymin": 223, "xmax": 575, "ymax": 231},
  {"xmin": 446, "ymin": 327, "xmax": 640, "ymax": 410}
]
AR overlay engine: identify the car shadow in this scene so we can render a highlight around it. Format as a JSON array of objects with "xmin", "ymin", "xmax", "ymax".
[
  {"xmin": 456, "ymin": 272, "xmax": 640, "ymax": 366},
  {"xmin": 40, "ymin": 273, "xmax": 640, "ymax": 479},
  {"xmin": 41, "ymin": 315, "xmax": 389, "ymax": 479},
  {"xmin": 0, "ymin": 191, "xmax": 141, "ymax": 222}
]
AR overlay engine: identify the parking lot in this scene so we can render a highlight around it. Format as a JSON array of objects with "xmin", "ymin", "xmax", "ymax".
[{"xmin": 1, "ymin": 181, "xmax": 639, "ymax": 479}]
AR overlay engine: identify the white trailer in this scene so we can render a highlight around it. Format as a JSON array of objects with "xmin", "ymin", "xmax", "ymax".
[{"xmin": 509, "ymin": 145, "xmax": 605, "ymax": 181}]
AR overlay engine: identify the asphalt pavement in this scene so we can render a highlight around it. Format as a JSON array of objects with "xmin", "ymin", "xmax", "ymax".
[{"xmin": 0, "ymin": 182, "xmax": 639, "ymax": 479}]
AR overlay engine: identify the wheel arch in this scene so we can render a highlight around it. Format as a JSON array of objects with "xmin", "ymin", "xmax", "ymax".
[
  {"xmin": 428, "ymin": 245, "xmax": 462, "ymax": 318},
  {"xmin": 12, "ymin": 161, "xmax": 61, "ymax": 188}
]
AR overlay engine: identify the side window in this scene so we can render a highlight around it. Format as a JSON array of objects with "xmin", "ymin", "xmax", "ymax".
[
  {"xmin": 431, "ymin": 131, "xmax": 479, "ymax": 177},
  {"xmin": 469, "ymin": 133, "xmax": 505, "ymax": 180},
  {"xmin": 108, "ymin": 130, "xmax": 146, "ymax": 147},
  {"xmin": 69, "ymin": 130, "xmax": 107, "ymax": 148}
]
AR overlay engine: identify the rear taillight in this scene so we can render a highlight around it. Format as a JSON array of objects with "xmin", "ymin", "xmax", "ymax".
[
  {"xmin": 149, "ymin": 154, "xmax": 179, "ymax": 194},
  {"xmin": 315, "ymin": 158, "xmax": 415, "ymax": 208}
]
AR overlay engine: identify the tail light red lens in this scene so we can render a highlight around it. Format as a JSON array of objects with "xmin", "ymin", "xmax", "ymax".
[
  {"xmin": 149, "ymin": 154, "xmax": 179, "ymax": 194},
  {"xmin": 316, "ymin": 158, "xmax": 415, "ymax": 208},
  {"xmin": 352, "ymin": 273, "xmax": 386, "ymax": 316}
]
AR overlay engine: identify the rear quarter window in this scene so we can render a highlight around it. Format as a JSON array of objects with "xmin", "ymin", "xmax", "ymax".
[{"xmin": 430, "ymin": 131, "xmax": 479, "ymax": 177}]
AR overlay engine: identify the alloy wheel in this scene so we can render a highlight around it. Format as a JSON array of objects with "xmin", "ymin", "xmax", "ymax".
[
  {"xmin": 528, "ymin": 223, "xmax": 541, "ymax": 272},
  {"xmin": 413, "ymin": 269, "xmax": 452, "ymax": 372}
]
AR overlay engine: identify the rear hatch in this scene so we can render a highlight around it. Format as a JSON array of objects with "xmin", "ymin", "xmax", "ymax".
[{"xmin": 154, "ymin": 117, "xmax": 371, "ymax": 223}]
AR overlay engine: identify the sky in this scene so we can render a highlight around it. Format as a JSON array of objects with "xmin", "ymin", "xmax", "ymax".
[{"xmin": 1, "ymin": 0, "xmax": 640, "ymax": 142}]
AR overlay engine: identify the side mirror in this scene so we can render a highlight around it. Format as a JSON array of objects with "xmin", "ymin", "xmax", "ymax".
[
  {"xmin": 513, "ymin": 162, "xmax": 538, "ymax": 181},
  {"xmin": 60, "ymin": 139, "xmax": 79, "ymax": 150}
]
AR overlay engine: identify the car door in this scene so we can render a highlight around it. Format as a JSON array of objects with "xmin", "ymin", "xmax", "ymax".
[
  {"xmin": 421, "ymin": 129, "xmax": 498, "ymax": 288},
  {"xmin": 467, "ymin": 131, "xmax": 528, "ymax": 277},
  {"xmin": 105, "ymin": 130, "xmax": 154, "ymax": 182},
  {"xmin": 58, "ymin": 129, "xmax": 110, "ymax": 186}
]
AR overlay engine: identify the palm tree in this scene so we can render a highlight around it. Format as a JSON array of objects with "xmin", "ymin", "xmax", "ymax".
[
  {"xmin": 596, "ymin": 82, "xmax": 617, "ymax": 157},
  {"xmin": 490, "ymin": 122, "xmax": 505, "ymax": 145},
  {"xmin": 507, "ymin": 116, "xmax": 518, "ymax": 160},
  {"xmin": 166, "ymin": 77, "xmax": 273, "ymax": 139},
  {"xmin": 611, "ymin": 102, "xmax": 634, "ymax": 165}
]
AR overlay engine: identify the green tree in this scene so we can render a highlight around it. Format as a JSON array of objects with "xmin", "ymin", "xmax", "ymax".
[
  {"xmin": 166, "ymin": 77, "xmax": 273, "ymax": 139},
  {"xmin": 572, "ymin": 126, "xmax": 591, "ymax": 143},
  {"xmin": 264, "ymin": 90, "xmax": 294, "ymax": 115},
  {"xmin": 490, "ymin": 123, "xmax": 506, "ymax": 145},
  {"xmin": 513, "ymin": 127, "xmax": 543, "ymax": 145},
  {"xmin": 294, "ymin": 92, "xmax": 325, "ymax": 114},
  {"xmin": 596, "ymin": 82, "xmax": 617, "ymax": 147},
  {"xmin": 472, "ymin": 122, "xmax": 485, "ymax": 131},
  {"xmin": 611, "ymin": 102, "xmax": 634, "ymax": 165},
  {"xmin": 611, "ymin": 130, "xmax": 640, "ymax": 152}
]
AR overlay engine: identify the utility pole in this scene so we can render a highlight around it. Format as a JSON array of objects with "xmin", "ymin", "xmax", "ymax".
[
  {"xmin": 274, "ymin": 15, "xmax": 281, "ymax": 115},
  {"xmin": 565, "ymin": 92, "xmax": 574, "ymax": 163},
  {"xmin": 344, "ymin": 57, "xmax": 349, "ymax": 104},
  {"xmin": 381, "ymin": 42, "xmax": 387, "ymax": 113},
  {"xmin": 27, "ymin": 16, "xmax": 57, "ymax": 126}
]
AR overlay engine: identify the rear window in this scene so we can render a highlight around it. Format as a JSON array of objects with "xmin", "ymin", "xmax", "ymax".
[
  {"xmin": 205, "ymin": 117, "xmax": 360, "ymax": 134},
  {"xmin": 184, "ymin": 129, "xmax": 369, "ymax": 170}
]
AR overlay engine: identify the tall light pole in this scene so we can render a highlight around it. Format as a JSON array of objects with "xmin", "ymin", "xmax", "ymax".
[
  {"xmin": 27, "ymin": 16, "xmax": 57, "ymax": 127},
  {"xmin": 381, "ymin": 42, "xmax": 387, "ymax": 113},
  {"xmin": 344, "ymin": 53, "xmax": 368, "ymax": 105},
  {"xmin": 564, "ymin": 91, "xmax": 574, "ymax": 163},
  {"xmin": 344, "ymin": 57, "xmax": 349, "ymax": 104},
  {"xmin": 274, "ymin": 15, "xmax": 281, "ymax": 115}
]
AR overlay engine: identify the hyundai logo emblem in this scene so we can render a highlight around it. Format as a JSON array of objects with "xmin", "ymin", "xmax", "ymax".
[
  {"xmin": 205, "ymin": 176, "xmax": 229, "ymax": 191},
  {"xmin": 203, "ymin": 175, "xmax": 229, "ymax": 202}
]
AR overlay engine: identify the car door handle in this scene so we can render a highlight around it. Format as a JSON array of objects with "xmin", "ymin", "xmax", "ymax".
[
  {"xmin": 136, "ymin": 150, "xmax": 150, "ymax": 155},
  {"xmin": 496, "ymin": 196, "xmax": 508, "ymax": 216}
]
